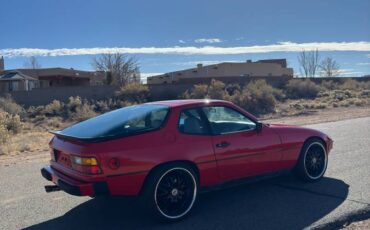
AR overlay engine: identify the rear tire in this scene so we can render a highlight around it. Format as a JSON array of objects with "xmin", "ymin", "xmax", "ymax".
[
  {"xmin": 295, "ymin": 138, "xmax": 328, "ymax": 182},
  {"xmin": 141, "ymin": 163, "xmax": 198, "ymax": 221}
]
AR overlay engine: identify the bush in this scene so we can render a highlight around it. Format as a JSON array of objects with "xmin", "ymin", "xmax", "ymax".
[
  {"xmin": 339, "ymin": 79, "xmax": 370, "ymax": 90},
  {"xmin": 321, "ymin": 80, "xmax": 338, "ymax": 90},
  {"xmin": 0, "ymin": 110, "xmax": 22, "ymax": 144},
  {"xmin": 285, "ymin": 79, "xmax": 320, "ymax": 99},
  {"xmin": 183, "ymin": 84, "xmax": 208, "ymax": 99},
  {"xmin": 71, "ymin": 103, "xmax": 97, "ymax": 122},
  {"xmin": 43, "ymin": 100, "xmax": 63, "ymax": 116},
  {"xmin": 0, "ymin": 123, "xmax": 9, "ymax": 144},
  {"xmin": 241, "ymin": 80, "xmax": 277, "ymax": 114},
  {"xmin": 0, "ymin": 96, "xmax": 25, "ymax": 117},
  {"xmin": 208, "ymin": 79, "xmax": 225, "ymax": 99},
  {"xmin": 115, "ymin": 83, "xmax": 150, "ymax": 103}
]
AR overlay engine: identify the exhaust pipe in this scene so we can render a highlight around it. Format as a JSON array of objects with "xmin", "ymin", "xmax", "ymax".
[{"xmin": 45, "ymin": 185, "xmax": 61, "ymax": 193}]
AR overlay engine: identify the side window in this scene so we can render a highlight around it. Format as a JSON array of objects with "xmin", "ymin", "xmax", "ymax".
[
  {"xmin": 178, "ymin": 108, "xmax": 209, "ymax": 135},
  {"xmin": 202, "ymin": 106, "xmax": 256, "ymax": 134}
]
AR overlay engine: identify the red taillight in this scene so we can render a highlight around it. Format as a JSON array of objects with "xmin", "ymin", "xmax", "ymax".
[
  {"xmin": 70, "ymin": 156, "xmax": 102, "ymax": 175},
  {"xmin": 72, "ymin": 164, "xmax": 102, "ymax": 175}
]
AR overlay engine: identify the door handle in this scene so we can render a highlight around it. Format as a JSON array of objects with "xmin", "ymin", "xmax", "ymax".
[{"xmin": 216, "ymin": 141, "xmax": 230, "ymax": 148}]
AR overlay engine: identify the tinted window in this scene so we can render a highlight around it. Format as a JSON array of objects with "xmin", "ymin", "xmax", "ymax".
[
  {"xmin": 59, "ymin": 104, "xmax": 169, "ymax": 139},
  {"xmin": 178, "ymin": 108, "xmax": 209, "ymax": 135},
  {"xmin": 202, "ymin": 106, "xmax": 256, "ymax": 134}
]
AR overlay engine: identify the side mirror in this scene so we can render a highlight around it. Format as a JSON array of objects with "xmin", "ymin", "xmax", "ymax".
[{"xmin": 255, "ymin": 121, "xmax": 263, "ymax": 132}]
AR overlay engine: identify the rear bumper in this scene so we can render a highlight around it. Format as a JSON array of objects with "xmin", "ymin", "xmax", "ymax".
[{"xmin": 41, "ymin": 166, "xmax": 109, "ymax": 196}]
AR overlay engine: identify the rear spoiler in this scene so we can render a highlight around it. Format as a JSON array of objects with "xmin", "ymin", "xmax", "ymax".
[
  {"xmin": 49, "ymin": 126, "xmax": 161, "ymax": 143},
  {"xmin": 48, "ymin": 130, "xmax": 104, "ymax": 143}
]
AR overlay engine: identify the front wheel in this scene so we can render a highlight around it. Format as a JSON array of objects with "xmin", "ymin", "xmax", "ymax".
[
  {"xmin": 295, "ymin": 139, "xmax": 328, "ymax": 182},
  {"xmin": 142, "ymin": 165, "xmax": 198, "ymax": 221}
]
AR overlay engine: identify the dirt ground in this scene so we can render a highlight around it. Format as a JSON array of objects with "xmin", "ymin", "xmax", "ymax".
[
  {"xmin": 262, "ymin": 106, "xmax": 370, "ymax": 125},
  {"xmin": 342, "ymin": 219, "xmax": 370, "ymax": 230}
]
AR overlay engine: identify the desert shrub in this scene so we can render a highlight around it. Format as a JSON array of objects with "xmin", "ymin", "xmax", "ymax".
[
  {"xmin": 237, "ymin": 80, "xmax": 277, "ymax": 115},
  {"xmin": 43, "ymin": 100, "xmax": 63, "ymax": 116},
  {"xmin": 285, "ymin": 79, "xmax": 320, "ymax": 99},
  {"xmin": 66, "ymin": 96, "xmax": 83, "ymax": 114},
  {"xmin": 115, "ymin": 83, "xmax": 150, "ymax": 103},
  {"xmin": 183, "ymin": 84, "xmax": 208, "ymax": 99},
  {"xmin": 0, "ymin": 123, "xmax": 9, "ymax": 144},
  {"xmin": 208, "ymin": 79, "xmax": 225, "ymax": 99},
  {"xmin": 5, "ymin": 114, "xmax": 22, "ymax": 134},
  {"xmin": 340, "ymin": 79, "xmax": 360, "ymax": 90},
  {"xmin": 225, "ymin": 84, "xmax": 241, "ymax": 96},
  {"xmin": 360, "ymin": 90, "xmax": 370, "ymax": 97},
  {"xmin": 0, "ymin": 110, "xmax": 22, "ymax": 144},
  {"xmin": 321, "ymin": 80, "xmax": 338, "ymax": 90},
  {"xmin": 46, "ymin": 117, "xmax": 63, "ymax": 129},
  {"xmin": 94, "ymin": 100, "xmax": 110, "ymax": 112},
  {"xmin": 313, "ymin": 103, "xmax": 327, "ymax": 109},
  {"xmin": 0, "ymin": 96, "xmax": 25, "ymax": 117},
  {"xmin": 71, "ymin": 103, "xmax": 97, "ymax": 122}
]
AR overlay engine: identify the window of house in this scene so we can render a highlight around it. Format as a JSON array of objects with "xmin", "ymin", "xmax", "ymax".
[{"xmin": 9, "ymin": 81, "xmax": 19, "ymax": 91}]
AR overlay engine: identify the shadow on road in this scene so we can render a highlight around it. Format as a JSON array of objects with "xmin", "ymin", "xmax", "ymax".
[{"xmin": 26, "ymin": 175, "xmax": 349, "ymax": 230}]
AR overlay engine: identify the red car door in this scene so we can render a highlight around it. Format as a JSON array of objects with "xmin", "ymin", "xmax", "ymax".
[{"xmin": 201, "ymin": 106, "xmax": 282, "ymax": 182}]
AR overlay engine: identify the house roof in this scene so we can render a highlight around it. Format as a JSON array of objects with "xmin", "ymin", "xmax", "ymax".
[
  {"xmin": 5, "ymin": 68, "xmax": 104, "ymax": 79},
  {"xmin": 0, "ymin": 72, "xmax": 38, "ymax": 81}
]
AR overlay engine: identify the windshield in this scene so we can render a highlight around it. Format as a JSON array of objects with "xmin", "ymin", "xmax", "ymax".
[{"xmin": 59, "ymin": 104, "xmax": 170, "ymax": 140}]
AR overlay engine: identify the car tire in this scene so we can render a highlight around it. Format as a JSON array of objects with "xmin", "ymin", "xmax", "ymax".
[
  {"xmin": 295, "ymin": 138, "xmax": 328, "ymax": 182},
  {"xmin": 141, "ymin": 163, "xmax": 198, "ymax": 221}
]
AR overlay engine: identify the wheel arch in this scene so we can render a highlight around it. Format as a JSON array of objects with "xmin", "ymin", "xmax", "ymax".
[{"xmin": 303, "ymin": 136, "xmax": 327, "ymax": 152}]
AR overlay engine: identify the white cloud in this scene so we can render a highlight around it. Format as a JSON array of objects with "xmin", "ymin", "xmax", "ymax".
[
  {"xmin": 356, "ymin": 63, "xmax": 370, "ymax": 66},
  {"xmin": 173, "ymin": 60, "xmax": 240, "ymax": 66},
  {"xmin": 338, "ymin": 69, "xmax": 364, "ymax": 76},
  {"xmin": 194, "ymin": 38, "xmax": 222, "ymax": 43},
  {"xmin": 140, "ymin": 72, "xmax": 163, "ymax": 78},
  {"xmin": 178, "ymin": 40, "xmax": 186, "ymax": 44},
  {"xmin": 1, "ymin": 41, "xmax": 370, "ymax": 57}
]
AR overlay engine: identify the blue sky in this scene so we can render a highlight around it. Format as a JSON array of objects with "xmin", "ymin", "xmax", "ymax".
[{"xmin": 1, "ymin": 0, "xmax": 369, "ymax": 79}]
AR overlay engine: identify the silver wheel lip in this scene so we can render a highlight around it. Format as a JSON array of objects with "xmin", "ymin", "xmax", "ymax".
[
  {"xmin": 154, "ymin": 167, "xmax": 197, "ymax": 220},
  {"xmin": 303, "ymin": 142, "xmax": 328, "ymax": 180}
]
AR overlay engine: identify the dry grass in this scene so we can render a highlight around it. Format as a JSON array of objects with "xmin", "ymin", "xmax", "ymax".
[{"xmin": 0, "ymin": 131, "xmax": 52, "ymax": 156}]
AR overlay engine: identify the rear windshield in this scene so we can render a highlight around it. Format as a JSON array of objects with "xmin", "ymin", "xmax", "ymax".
[{"xmin": 59, "ymin": 104, "xmax": 170, "ymax": 140}]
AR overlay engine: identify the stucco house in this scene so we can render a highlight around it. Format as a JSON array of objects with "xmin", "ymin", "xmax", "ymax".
[{"xmin": 0, "ymin": 71, "xmax": 39, "ymax": 92}]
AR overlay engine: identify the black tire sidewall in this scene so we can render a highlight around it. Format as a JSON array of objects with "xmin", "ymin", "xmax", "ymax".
[
  {"xmin": 295, "ymin": 139, "xmax": 328, "ymax": 182},
  {"xmin": 141, "ymin": 163, "xmax": 198, "ymax": 221}
]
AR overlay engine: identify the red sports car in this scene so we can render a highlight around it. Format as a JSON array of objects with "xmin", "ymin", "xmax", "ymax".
[{"xmin": 41, "ymin": 99, "xmax": 333, "ymax": 220}]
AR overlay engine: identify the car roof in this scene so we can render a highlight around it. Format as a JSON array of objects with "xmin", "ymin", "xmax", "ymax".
[{"xmin": 146, "ymin": 99, "xmax": 230, "ymax": 108}]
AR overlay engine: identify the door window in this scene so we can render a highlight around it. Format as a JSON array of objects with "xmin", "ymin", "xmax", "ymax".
[
  {"xmin": 178, "ymin": 108, "xmax": 209, "ymax": 135},
  {"xmin": 202, "ymin": 106, "xmax": 256, "ymax": 134}
]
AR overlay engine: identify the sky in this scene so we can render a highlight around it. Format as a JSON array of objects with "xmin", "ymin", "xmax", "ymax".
[{"xmin": 0, "ymin": 0, "xmax": 369, "ymax": 80}]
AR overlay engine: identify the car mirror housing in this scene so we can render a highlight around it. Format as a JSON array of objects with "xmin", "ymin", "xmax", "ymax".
[{"xmin": 255, "ymin": 121, "xmax": 263, "ymax": 132}]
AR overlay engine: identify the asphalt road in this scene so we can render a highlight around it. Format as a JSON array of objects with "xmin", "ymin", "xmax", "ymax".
[{"xmin": 1, "ymin": 117, "xmax": 369, "ymax": 230}]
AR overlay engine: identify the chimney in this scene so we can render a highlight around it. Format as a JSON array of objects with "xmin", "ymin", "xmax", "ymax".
[
  {"xmin": 197, "ymin": 63, "xmax": 203, "ymax": 68},
  {"xmin": 0, "ymin": 56, "xmax": 4, "ymax": 72}
]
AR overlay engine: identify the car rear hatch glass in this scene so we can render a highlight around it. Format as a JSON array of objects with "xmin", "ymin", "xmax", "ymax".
[{"xmin": 52, "ymin": 104, "xmax": 170, "ymax": 142}]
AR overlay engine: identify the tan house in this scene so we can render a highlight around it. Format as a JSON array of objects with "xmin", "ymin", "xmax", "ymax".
[
  {"xmin": 0, "ymin": 57, "xmax": 106, "ymax": 92},
  {"xmin": 147, "ymin": 59, "xmax": 294, "ymax": 85}
]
